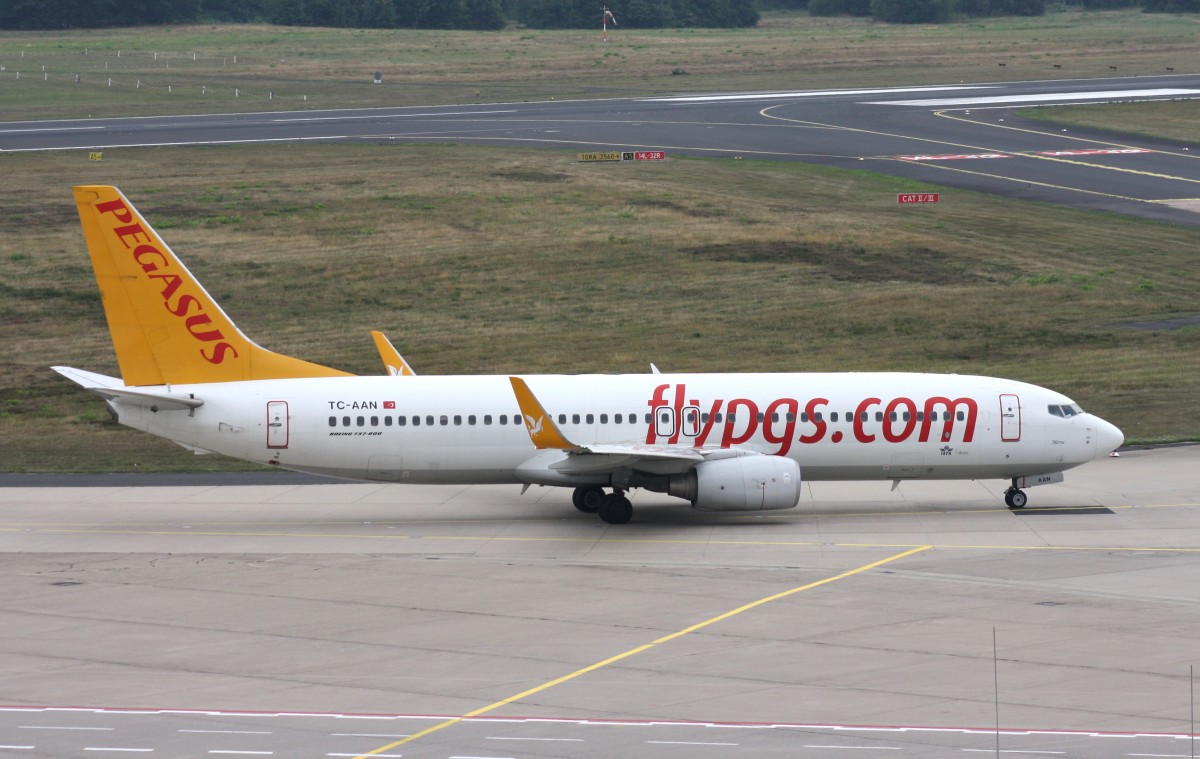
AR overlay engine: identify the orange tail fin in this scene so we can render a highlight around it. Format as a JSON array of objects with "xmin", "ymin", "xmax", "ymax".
[{"xmin": 74, "ymin": 185, "xmax": 351, "ymax": 386}]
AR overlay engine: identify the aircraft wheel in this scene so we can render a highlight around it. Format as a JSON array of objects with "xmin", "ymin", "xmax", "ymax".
[
  {"xmin": 598, "ymin": 493, "xmax": 633, "ymax": 525},
  {"xmin": 1005, "ymin": 489, "xmax": 1027, "ymax": 509},
  {"xmin": 573, "ymin": 486, "xmax": 603, "ymax": 513}
]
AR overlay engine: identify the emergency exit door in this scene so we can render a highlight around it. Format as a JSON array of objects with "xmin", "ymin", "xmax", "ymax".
[
  {"xmin": 267, "ymin": 401, "xmax": 289, "ymax": 449},
  {"xmin": 999, "ymin": 394, "xmax": 1021, "ymax": 442}
]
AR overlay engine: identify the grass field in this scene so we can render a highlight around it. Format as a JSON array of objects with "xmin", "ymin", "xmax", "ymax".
[
  {"xmin": 1, "ymin": 12, "xmax": 1198, "ymax": 472},
  {"xmin": 1021, "ymin": 99, "xmax": 1200, "ymax": 144},
  {"xmin": 1, "ymin": 9, "xmax": 1197, "ymax": 118},
  {"xmin": 1, "ymin": 143, "xmax": 1197, "ymax": 472}
]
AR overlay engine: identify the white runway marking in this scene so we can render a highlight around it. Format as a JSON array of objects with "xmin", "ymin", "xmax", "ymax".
[
  {"xmin": 870, "ymin": 88, "xmax": 1200, "ymax": 106},
  {"xmin": 646, "ymin": 739, "xmax": 739, "ymax": 745},
  {"xmin": 272, "ymin": 110, "xmax": 517, "ymax": 122},
  {"xmin": 486, "ymin": 736, "xmax": 584, "ymax": 741},
  {"xmin": 0, "ymin": 126, "xmax": 106, "ymax": 133},
  {"xmin": 642, "ymin": 86, "xmax": 994, "ymax": 102}
]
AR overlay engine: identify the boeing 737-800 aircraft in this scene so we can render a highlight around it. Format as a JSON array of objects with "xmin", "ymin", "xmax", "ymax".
[{"xmin": 56, "ymin": 186, "xmax": 1124, "ymax": 524}]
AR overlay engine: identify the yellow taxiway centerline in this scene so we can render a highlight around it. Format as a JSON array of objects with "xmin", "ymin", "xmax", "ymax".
[{"xmin": 350, "ymin": 544, "xmax": 932, "ymax": 758}]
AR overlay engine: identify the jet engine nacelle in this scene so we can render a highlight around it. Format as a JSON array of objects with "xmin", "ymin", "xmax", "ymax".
[{"xmin": 669, "ymin": 455, "xmax": 801, "ymax": 512}]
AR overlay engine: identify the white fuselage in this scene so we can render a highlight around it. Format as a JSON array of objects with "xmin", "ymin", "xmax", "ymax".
[{"xmin": 111, "ymin": 372, "xmax": 1119, "ymax": 487}]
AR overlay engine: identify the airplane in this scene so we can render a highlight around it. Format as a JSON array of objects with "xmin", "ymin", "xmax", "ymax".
[{"xmin": 55, "ymin": 186, "xmax": 1124, "ymax": 524}]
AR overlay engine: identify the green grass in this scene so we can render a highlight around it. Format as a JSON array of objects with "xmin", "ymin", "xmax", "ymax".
[
  {"xmin": 1020, "ymin": 100, "xmax": 1200, "ymax": 144},
  {"xmin": 0, "ymin": 143, "xmax": 1197, "ymax": 472},
  {"xmin": 1, "ymin": 11, "xmax": 1198, "ymax": 472},
  {"xmin": 1, "ymin": 9, "xmax": 1196, "ymax": 119}
]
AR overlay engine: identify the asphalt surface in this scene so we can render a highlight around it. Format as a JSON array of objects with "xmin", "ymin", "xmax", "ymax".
[
  {"xmin": 1, "ymin": 445, "xmax": 1199, "ymax": 758},
  {"xmin": 4, "ymin": 74, "xmax": 1200, "ymax": 225}
]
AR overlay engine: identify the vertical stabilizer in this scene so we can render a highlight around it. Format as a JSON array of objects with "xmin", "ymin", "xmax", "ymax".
[{"xmin": 73, "ymin": 186, "xmax": 351, "ymax": 386}]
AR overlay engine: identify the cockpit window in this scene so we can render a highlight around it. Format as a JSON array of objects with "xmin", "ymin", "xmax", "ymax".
[{"xmin": 1048, "ymin": 403, "xmax": 1084, "ymax": 418}]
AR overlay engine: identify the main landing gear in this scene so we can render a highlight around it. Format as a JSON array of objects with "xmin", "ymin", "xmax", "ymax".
[
  {"xmin": 1004, "ymin": 480, "xmax": 1028, "ymax": 510},
  {"xmin": 572, "ymin": 486, "xmax": 633, "ymax": 524}
]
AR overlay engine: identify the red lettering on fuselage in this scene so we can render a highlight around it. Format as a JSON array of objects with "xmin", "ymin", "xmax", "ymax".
[
  {"xmin": 95, "ymin": 197, "xmax": 238, "ymax": 365},
  {"xmin": 643, "ymin": 384, "xmax": 978, "ymax": 450}
]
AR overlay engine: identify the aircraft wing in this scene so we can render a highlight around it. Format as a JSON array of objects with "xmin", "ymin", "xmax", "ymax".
[
  {"xmin": 371, "ymin": 331, "xmax": 417, "ymax": 376},
  {"xmin": 509, "ymin": 376, "xmax": 708, "ymax": 470}
]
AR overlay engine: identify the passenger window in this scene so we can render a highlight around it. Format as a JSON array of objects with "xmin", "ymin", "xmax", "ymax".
[
  {"xmin": 399, "ymin": 416, "xmax": 407, "ymax": 426},
  {"xmin": 800, "ymin": 412, "xmax": 809, "ymax": 423},
  {"xmin": 342, "ymin": 416, "xmax": 350, "ymax": 426},
  {"xmin": 468, "ymin": 415, "xmax": 476, "ymax": 425},
  {"xmin": 786, "ymin": 413, "xmax": 795, "ymax": 423},
  {"xmin": 586, "ymin": 414, "xmax": 594, "ymax": 424},
  {"xmin": 644, "ymin": 413, "xmax": 651, "ymax": 424},
  {"xmin": 903, "ymin": 412, "xmax": 910, "ymax": 422},
  {"xmin": 453, "ymin": 415, "xmax": 462, "ymax": 426},
  {"xmin": 484, "ymin": 415, "xmax": 492, "ymax": 425},
  {"xmin": 370, "ymin": 416, "xmax": 378, "ymax": 426},
  {"xmin": 615, "ymin": 413, "xmax": 623, "ymax": 424},
  {"xmin": 385, "ymin": 416, "xmax": 393, "ymax": 426},
  {"xmin": 426, "ymin": 415, "xmax": 434, "ymax": 426},
  {"xmin": 499, "ymin": 415, "xmax": 507, "ymax": 425},
  {"xmin": 600, "ymin": 414, "xmax": 608, "ymax": 424},
  {"xmin": 957, "ymin": 411, "xmax": 965, "ymax": 421},
  {"xmin": 757, "ymin": 412, "xmax": 765, "ymax": 423},
  {"xmin": 875, "ymin": 411, "xmax": 883, "ymax": 422},
  {"xmin": 412, "ymin": 416, "xmax": 420, "ymax": 426},
  {"xmin": 328, "ymin": 416, "xmax": 337, "ymax": 427},
  {"xmin": 814, "ymin": 412, "xmax": 823, "ymax": 422},
  {"xmin": 356, "ymin": 416, "xmax": 365, "ymax": 427}
]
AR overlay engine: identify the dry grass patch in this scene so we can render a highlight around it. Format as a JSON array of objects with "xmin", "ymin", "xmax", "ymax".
[{"xmin": 0, "ymin": 143, "xmax": 1197, "ymax": 472}]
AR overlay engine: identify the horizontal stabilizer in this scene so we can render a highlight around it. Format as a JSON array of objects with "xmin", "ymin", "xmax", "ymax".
[{"xmin": 52, "ymin": 366, "xmax": 203, "ymax": 410}]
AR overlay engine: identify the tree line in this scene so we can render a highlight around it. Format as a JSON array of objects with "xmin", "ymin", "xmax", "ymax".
[
  {"xmin": 805, "ymin": 0, "xmax": 1197, "ymax": 22},
  {"xmin": 0, "ymin": 0, "xmax": 758, "ymax": 30},
  {"xmin": 1, "ymin": 0, "xmax": 1193, "ymax": 30}
]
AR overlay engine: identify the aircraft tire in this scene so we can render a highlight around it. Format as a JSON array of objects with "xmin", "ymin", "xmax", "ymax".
[
  {"xmin": 575, "ymin": 486, "xmax": 604, "ymax": 513},
  {"xmin": 598, "ymin": 493, "xmax": 633, "ymax": 525},
  {"xmin": 1005, "ymin": 489, "xmax": 1027, "ymax": 509}
]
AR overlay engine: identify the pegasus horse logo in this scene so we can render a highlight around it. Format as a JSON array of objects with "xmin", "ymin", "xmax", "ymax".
[{"xmin": 524, "ymin": 414, "xmax": 544, "ymax": 437}]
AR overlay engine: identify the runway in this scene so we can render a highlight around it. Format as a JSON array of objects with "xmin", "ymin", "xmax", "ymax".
[
  {"xmin": 3, "ymin": 75, "xmax": 1200, "ymax": 225},
  {"xmin": 1, "ymin": 445, "xmax": 1198, "ymax": 758}
]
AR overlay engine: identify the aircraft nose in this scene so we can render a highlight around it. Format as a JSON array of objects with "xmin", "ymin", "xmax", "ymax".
[{"xmin": 1094, "ymin": 417, "xmax": 1124, "ymax": 456}]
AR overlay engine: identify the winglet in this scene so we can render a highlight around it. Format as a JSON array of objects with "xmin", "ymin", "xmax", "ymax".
[
  {"xmin": 509, "ymin": 377, "xmax": 577, "ymax": 450},
  {"xmin": 371, "ymin": 331, "xmax": 417, "ymax": 376},
  {"xmin": 73, "ymin": 185, "xmax": 352, "ymax": 386}
]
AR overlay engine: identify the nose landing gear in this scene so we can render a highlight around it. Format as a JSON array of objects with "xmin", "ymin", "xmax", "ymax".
[{"xmin": 1004, "ymin": 481, "xmax": 1028, "ymax": 509}]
